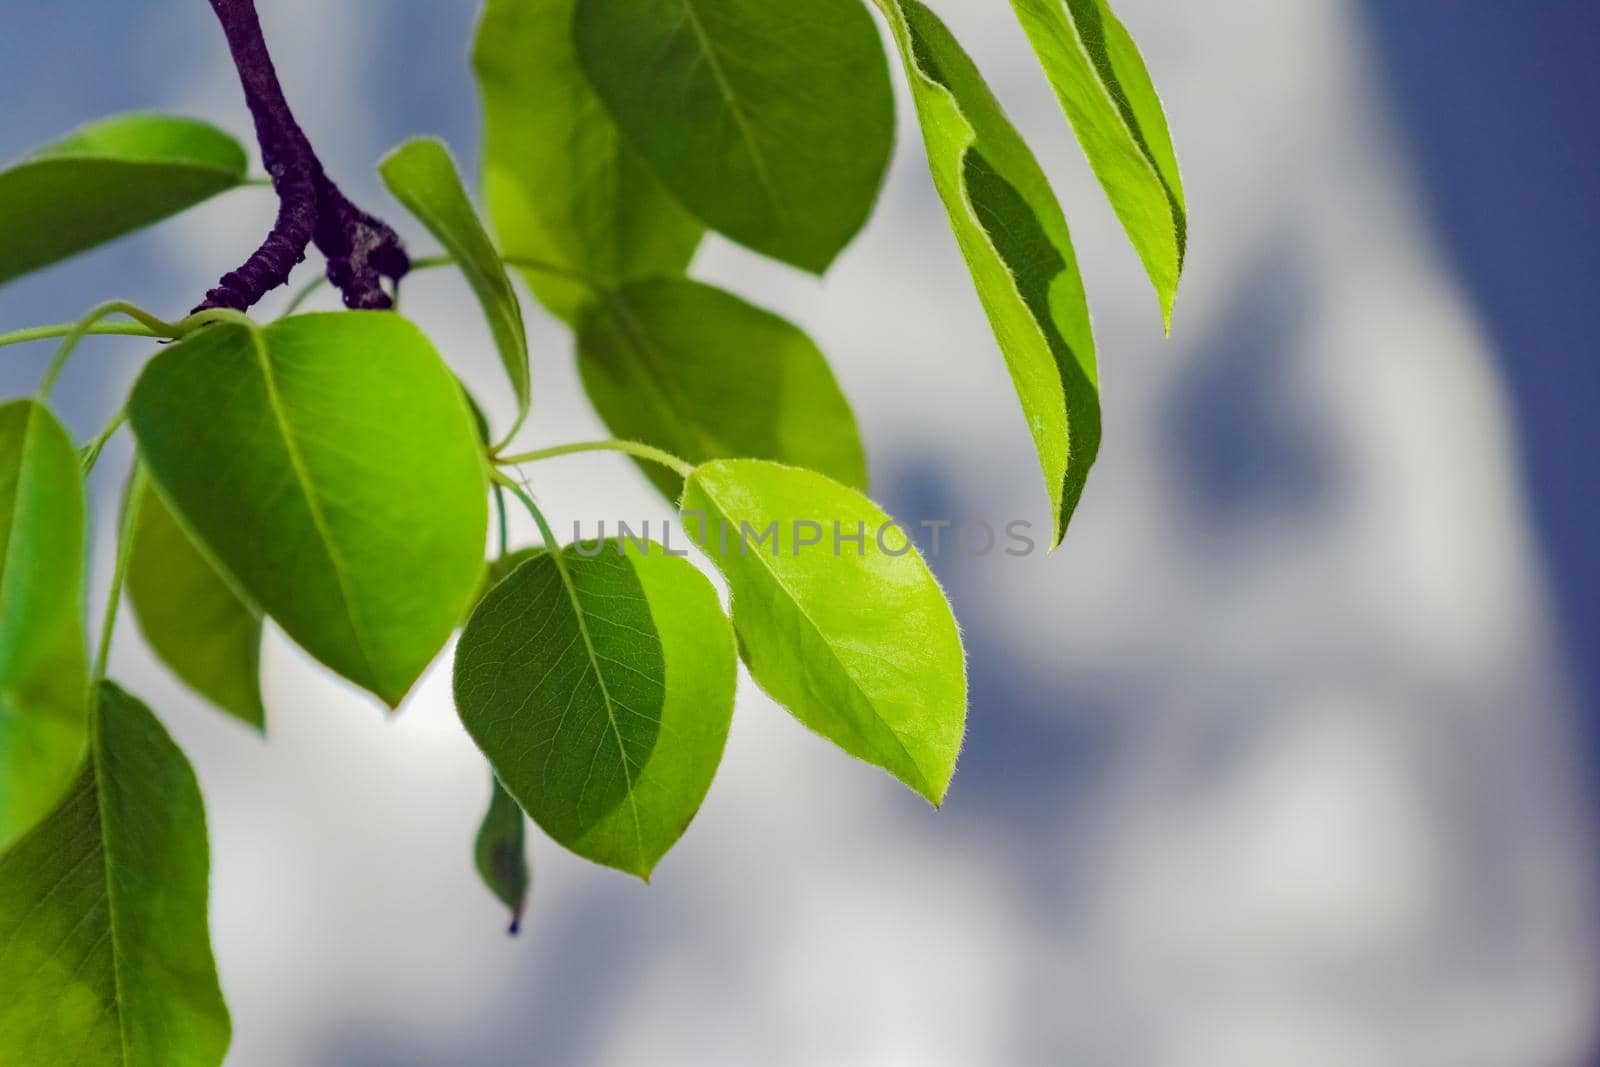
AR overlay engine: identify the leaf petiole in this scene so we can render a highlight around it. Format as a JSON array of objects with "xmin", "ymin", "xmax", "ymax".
[
  {"xmin": 94, "ymin": 463, "xmax": 147, "ymax": 683},
  {"xmin": 494, "ymin": 439, "xmax": 694, "ymax": 480}
]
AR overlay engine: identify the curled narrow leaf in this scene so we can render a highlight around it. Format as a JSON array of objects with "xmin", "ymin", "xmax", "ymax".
[
  {"xmin": 127, "ymin": 481, "xmax": 265, "ymax": 731},
  {"xmin": 380, "ymin": 137, "xmax": 531, "ymax": 430},
  {"xmin": 573, "ymin": 0, "xmax": 895, "ymax": 272},
  {"xmin": 475, "ymin": 774, "xmax": 531, "ymax": 934},
  {"xmin": 1010, "ymin": 0, "xmax": 1186, "ymax": 329},
  {"xmin": 681, "ymin": 459, "xmax": 966, "ymax": 805},
  {"xmin": 0, "ymin": 114, "xmax": 246, "ymax": 286},
  {"xmin": 128, "ymin": 312, "xmax": 488, "ymax": 708},
  {"xmin": 474, "ymin": 0, "xmax": 703, "ymax": 322},
  {"xmin": 0, "ymin": 399, "xmax": 89, "ymax": 851},
  {"xmin": 456, "ymin": 541, "xmax": 735, "ymax": 879},
  {"xmin": 579, "ymin": 278, "xmax": 868, "ymax": 500},
  {"xmin": 0, "ymin": 682, "xmax": 230, "ymax": 1066},
  {"xmin": 873, "ymin": 0, "xmax": 1100, "ymax": 547}
]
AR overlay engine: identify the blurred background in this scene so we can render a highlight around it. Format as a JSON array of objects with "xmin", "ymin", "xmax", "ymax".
[{"xmin": 3, "ymin": 1, "xmax": 1597, "ymax": 1064}]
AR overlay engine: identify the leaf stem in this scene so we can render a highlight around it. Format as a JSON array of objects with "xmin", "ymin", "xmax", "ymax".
[
  {"xmin": 0, "ymin": 321, "xmax": 163, "ymax": 350},
  {"xmin": 80, "ymin": 409, "xmax": 128, "ymax": 473},
  {"xmin": 494, "ymin": 439, "xmax": 694, "ymax": 479},
  {"xmin": 94, "ymin": 463, "xmax": 147, "ymax": 683},
  {"xmin": 35, "ymin": 302, "xmax": 179, "ymax": 398},
  {"xmin": 490, "ymin": 470, "xmax": 560, "ymax": 551}
]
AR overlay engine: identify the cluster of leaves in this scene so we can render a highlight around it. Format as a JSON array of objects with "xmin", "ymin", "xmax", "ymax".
[{"xmin": 0, "ymin": 0, "xmax": 1182, "ymax": 1059}]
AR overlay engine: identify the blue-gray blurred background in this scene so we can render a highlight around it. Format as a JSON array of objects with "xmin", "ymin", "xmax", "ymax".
[{"xmin": 3, "ymin": 1, "xmax": 1597, "ymax": 1064}]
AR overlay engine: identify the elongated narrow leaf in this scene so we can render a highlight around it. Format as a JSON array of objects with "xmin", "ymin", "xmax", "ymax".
[
  {"xmin": 1010, "ymin": 0, "xmax": 1185, "ymax": 329},
  {"xmin": 0, "ymin": 399, "xmax": 89, "ymax": 851},
  {"xmin": 0, "ymin": 114, "xmax": 246, "ymax": 286},
  {"xmin": 681, "ymin": 460, "xmax": 965, "ymax": 805},
  {"xmin": 579, "ymin": 278, "xmax": 867, "ymax": 500},
  {"xmin": 380, "ymin": 137, "xmax": 531, "ymax": 427},
  {"xmin": 475, "ymin": 774, "xmax": 530, "ymax": 933},
  {"xmin": 456, "ymin": 541, "xmax": 735, "ymax": 879},
  {"xmin": 873, "ymin": 0, "xmax": 1100, "ymax": 547},
  {"xmin": 129, "ymin": 312, "xmax": 488, "ymax": 708},
  {"xmin": 574, "ymin": 0, "xmax": 895, "ymax": 272},
  {"xmin": 127, "ymin": 481, "xmax": 265, "ymax": 731},
  {"xmin": 0, "ymin": 682, "xmax": 230, "ymax": 1066},
  {"xmin": 474, "ymin": 0, "xmax": 703, "ymax": 322}
]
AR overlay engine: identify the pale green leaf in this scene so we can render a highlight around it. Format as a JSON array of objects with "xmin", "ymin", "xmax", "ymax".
[
  {"xmin": 126, "ymin": 481, "xmax": 265, "ymax": 731},
  {"xmin": 474, "ymin": 774, "xmax": 530, "ymax": 933},
  {"xmin": 0, "ymin": 114, "xmax": 246, "ymax": 286},
  {"xmin": 128, "ymin": 313, "xmax": 489, "ymax": 708},
  {"xmin": 579, "ymin": 278, "xmax": 867, "ymax": 500},
  {"xmin": 0, "ymin": 682, "xmax": 230, "ymax": 1067},
  {"xmin": 456, "ymin": 541, "xmax": 735, "ymax": 879},
  {"xmin": 573, "ymin": 0, "xmax": 895, "ymax": 272},
  {"xmin": 873, "ymin": 0, "xmax": 1100, "ymax": 547},
  {"xmin": 0, "ymin": 399, "xmax": 89, "ymax": 851},
  {"xmin": 1010, "ymin": 0, "xmax": 1186, "ymax": 329},
  {"xmin": 681, "ymin": 459, "xmax": 965, "ymax": 804},
  {"xmin": 380, "ymin": 137, "xmax": 531, "ymax": 428},
  {"xmin": 474, "ymin": 0, "xmax": 703, "ymax": 322}
]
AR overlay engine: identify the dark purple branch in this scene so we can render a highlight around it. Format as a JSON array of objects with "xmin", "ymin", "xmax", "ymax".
[{"xmin": 198, "ymin": 0, "xmax": 408, "ymax": 312}]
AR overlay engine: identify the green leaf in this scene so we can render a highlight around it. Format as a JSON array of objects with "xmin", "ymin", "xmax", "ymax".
[
  {"xmin": 578, "ymin": 278, "xmax": 868, "ymax": 500},
  {"xmin": 0, "ymin": 399, "xmax": 89, "ymax": 851},
  {"xmin": 573, "ymin": 0, "xmax": 895, "ymax": 272},
  {"xmin": 0, "ymin": 114, "xmax": 246, "ymax": 286},
  {"xmin": 474, "ymin": 0, "xmax": 703, "ymax": 322},
  {"xmin": 126, "ymin": 481, "xmax": 265, "ymax": 732},
  {"xmin": 1009, "ymin": 0, "xmax": 1185, "ymax": 329},
  {"xmin": 0, "ymin": 682, "xmax": 230, "ymax": 1066},
  {"xmin": 380, "ymin": 137, "xmax": 531, "ymax": 430},
  {"xmin": 474, "ymin": 774, "xmax": 530, "ymax": 934},
  {"xmin": 456, "ymin": 541, "xmax": 735, "ymax": 879},
  {"xmin": 680, "ymin": 460, "xmax": 965, "ymax": 805},
  {"xmin": 128, "ymin": 312, "xmax": 489, "ymax": 708},
  {"xmin": 873, "ymin": 0, "xmax": 1100, "ymax": 547}
]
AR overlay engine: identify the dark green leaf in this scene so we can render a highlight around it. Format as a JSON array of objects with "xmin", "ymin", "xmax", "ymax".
[
  {"xmin": 380, "ymin": 137, "xmax": 531, "ymax": 429},
  {"xmin": 0, "ymin": 114, "xmax": 246, "ymax": 286},
  {"xmin": 681, "ymin": 460, "xmax": 965, "ymax": 805},
  {"xmin": 0, "ymin": 399, "xmax": 89, "ymax": 851},
  {"xmin": 574, "ymin": 0, "xmax": 895, "ymax": 272},
  {"xmin": 128, "ymin": 313, "xmax": 489, "ymax": 708},
  {"xmin": 127, "ymin": 481, "xmax": 265, "ymax": 731},
  {"xmin": 0, "ymin": 682, "xmax": 230, "ymax": 1066},
  {"xmin": 1010, "ymin": 0, "xmax": 1186, "ymax": 329},
  {"xmin": 456, "ymin": 541, "xmax": 735, "ymax": 879},
  {"xmin": 874, "ymin": 0, "xmax": 1100, "ymax": 547},
  {"xmin": 579, "ymin": 279, "xmax": 867, "ymax": 500},
  {"xmin": 474, "ymin": 774, "xmax": 530, "ymax": 933},
  {"xmin": 474, "ymin": 0, "xmax": 703, "ymax": 322}
]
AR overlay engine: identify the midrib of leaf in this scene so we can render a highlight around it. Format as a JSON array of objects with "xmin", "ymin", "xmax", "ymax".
[
  {"xmin": 699, "ymin": 479, "xmax": 932, "ymax": 798},
  {"xmin": 246, "ymin": 329, "xmax": 383, "ymax": 699},
  {"xmin": 546, "ymin": 549, "xmax": 647, "ymax": 869},
  {"xmin": 673, "ymin": 0, "xmax": 786, "ymax": 222},
  {"xmin": 89, "ymin": 714, "xmax": 131, "ymax": 1066},
  {"xmin": 603, "ymin": 294, "xmax": 726, "ymax": 461}
]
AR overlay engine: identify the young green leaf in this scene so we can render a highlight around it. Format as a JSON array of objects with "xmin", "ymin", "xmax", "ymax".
[
  {"xmin": 579, "ymin": 279, "xmax": 868, "ymax": 500},
  {"xmin": 474, "ymin": 0, "xmax": 703, "ymax": 322},
  {"xmin": 0, "ymin": 399, "xmax": 89, "ymax": 852},
  {"xmin": 573, "ymin": 0, "xmax": 895, "ymax": 273},
  {"xmin": 873, "ymin": 0, "xmax": 1100, "ymax": 548},
  {"xmin": 474, "ymin": 774, "xmax": 530, "ymax": 934},
  {"xmin": 681, "ymin": 460, "xmax": 966, "ymax": 805},
  {"xmin": 0, "ymin": 682, "xmax": 230, "ymax": 1066},
  {"xmin": 127, "ymin": 481, "xmax": 265, "ymax": 732},
  {"xmin": 456, "ymin": 541, "xmax": 735, "ymax": 879},
  {"xmin": 0, "ymin": 114, "xmax": 247, "ymax": 286},
  {"xmin": 1010, "ymin": 0, "xmax": 1186, "ymax": 329},
  {"xmin": 128, "ymin": 312, "xmax": 488, "ymax": 708},
  {"xmin": 380, "ymin": 137, "xmax": 531, "ymax": 431}
]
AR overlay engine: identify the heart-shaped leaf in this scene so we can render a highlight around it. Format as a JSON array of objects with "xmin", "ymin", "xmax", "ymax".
[
  {"xmin": 0, "ymin": 114, "xmax": 246, "ymax": 286},
  {"xmin": 456, "ymin": 541, "xmax": 735, "ymax": 879},
  {"xmin": 0, "ymin": 399, "xmax": 89, "ymax": 851},
  {"xmin": 474, "ymin": 0, "xmax": 703, "ymax": 322},
  {"xmin": 681, "ymin": 459, "xmax": 966, "ymax": 805},
  {"xmin": 874, "ymin": 0, "xmax": 1101, "ymax": 547},
  {"xmin": 579, "ymin": 278, "xmax": 867, "ymax": 500},
  {"xmin": 0, "ymin": 682, "xmax": 230, "ymax": 1066},
  {"xmin": 128, "ymin": 312, "xmax": 489, "ymax": 708},
  {"xmin": 574, "ymin": 0, "xmax": 895, "ymax": 272}
]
